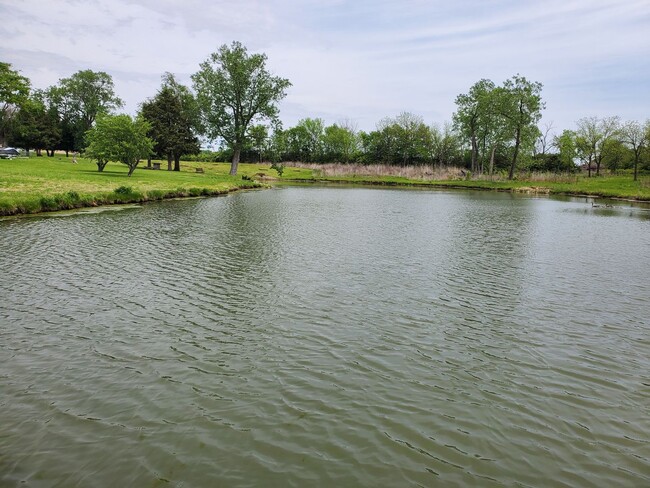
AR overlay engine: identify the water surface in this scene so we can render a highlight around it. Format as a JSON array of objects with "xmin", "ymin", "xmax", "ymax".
[{"xmin": 1, "ymin": 187, "xmax": 649, "ymax": 486}]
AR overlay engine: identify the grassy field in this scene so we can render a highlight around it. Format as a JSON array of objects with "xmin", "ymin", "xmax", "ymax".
[
  {"xmin": 284, "ymin": 163, "xmax": 650, "ymax": 201},
  {"xmin": 0, "ymin": 155, "xmax": 311, "ymax": 216},
  {"xmin": 1, "ymin": 156, "xmax": 648, "ymax": 215}
]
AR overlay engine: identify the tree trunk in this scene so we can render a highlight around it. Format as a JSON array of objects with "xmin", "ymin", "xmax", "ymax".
[
  {"xmin": 174, "ymin": 155, "xmax": 180, "ymax": 171},
  {"xmin": 147, "ymin": 157, "xmax": 152, "ymax": 168},
  {"xmin": 508, "ymin": 129, "xmax": 521, "ymax": 180},
  {"xmin": 97, "ymin": 160, "xmax": 108, "ymax": 172},
  {"xmin": 634, "ymin": 155, "xmax": 639, "ymax": 181},
  {"xmin": 470, "ymin": 134, "xmax": 478, "ymax": 173},
  {"xmin": 489, "ymin": 145, "xmax": 496, "ymax": 176},
  {"xmin": 167, "ymin": 154, "xmax": 173, "ymax": 171},
  {"xmin": 230, "ymin": 147, "xmax": 241, "ymax": 175},
  {"xmin": 65, "ymin": 150, "xmax": 69, "ymax": 157},
  {"xmin": 128, "ymin": 161, "xmax": 139, "ymax": 176},
  {"xmin": 36, "ymin": 149, "xmax": 42, "ymax": 156}
]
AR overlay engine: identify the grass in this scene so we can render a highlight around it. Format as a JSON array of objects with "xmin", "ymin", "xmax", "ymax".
[
  {"xmin": 1, "ymin": 156, "xmax": 648, "ymax": 216},
  {"xmin": 0, "ymin": 155, "xmax": 291, "ymax": 215},
  {"xmin": 282, "ymin": 162, "xmax": 650, "ymax": 201}
]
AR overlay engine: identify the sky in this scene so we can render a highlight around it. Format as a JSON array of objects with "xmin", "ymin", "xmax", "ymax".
[{"xmin": 1, "ymin": 0, "xmax": 649, "ymax": 135}]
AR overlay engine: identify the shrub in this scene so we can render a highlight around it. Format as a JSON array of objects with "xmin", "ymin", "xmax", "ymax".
[{"xmin": 114, "ymin": 186, "xmax": 133, "ymax": 195}]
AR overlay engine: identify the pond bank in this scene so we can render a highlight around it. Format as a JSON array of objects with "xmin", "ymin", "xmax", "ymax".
[
  {"xmin": 281, "ymin": 175, "xmax": 650, "ymax": 202},
  {"xmin": 2, "ymin": 157, "xmax": 648, "ymax": 216}
]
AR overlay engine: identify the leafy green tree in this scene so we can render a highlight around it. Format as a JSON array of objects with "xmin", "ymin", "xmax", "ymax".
[
  {"xmin": 602, "ymin": 138, "xmax": 630, "ymax": 172},
  {"xmin": 0, "ymin": 62, "xmax": 31, "ymax": 147},
  {"xmin": 390, "ymin": 112, "xmax": 433, "ymax": 166},
  {"xmin": 321, "ymin": 123, "xmax": 359, "ymax": 163},
  {"xmin": 620, "ymin": 120, "xmax": 649, "ymax": 181},
  {"xmin": 192, "ymin": 41, "xmax": 291, "ymax": 175},
  {"xmin": 48, "ymin": 70, "xmax": 123, "ymax": 150},
  {"xmin": 141, "ymin": 74, "xmax": 200, "ymax": 171},
  {"xmin": 498, "ymin": 75, "xmax": 544, "ymax": 179},
  {"xmin": 293, "ymin": 118, "xmax": 324, "ymax": 162},
  {"xmin": 85, "ymin": 115, "xmax": 153, "ymax": 176},
  {"xmin": 362, "ymin": 113, "xmax": 433, "ymax": 166},
  {"xmin": 429, "ymin": 123, "xmax": 464, "ymax": 167},
  {"xmin": 553, "ymin": 130, "xmax": 578, "ymax": 171},
  {"xmin": 267, "ymin": 123, "xmax": 287, "ymax": 163},
  {"xmin": 9, "ymin": 94, "xmax": 61, "ymax": 156},
  {"xmin": 453, "ymin": 79, "xmax": 496, "ymax": 173},
  {"xmin": 248, "ymin": 124, "xmax": 268, "ymax": 163}
]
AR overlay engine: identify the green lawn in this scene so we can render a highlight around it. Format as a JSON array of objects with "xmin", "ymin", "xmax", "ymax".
[
  {"xmin": 1, "ymin": 156, "xmax": 648, "ymax": 216},
  {"xmin": 0, "ymin": 155, "xmax": 298, "ymax": 215}
]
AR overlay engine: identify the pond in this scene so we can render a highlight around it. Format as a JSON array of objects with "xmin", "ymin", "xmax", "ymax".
[{"xmin": 1, "ymin": 187, "xmax": 649, "ymax": 486}]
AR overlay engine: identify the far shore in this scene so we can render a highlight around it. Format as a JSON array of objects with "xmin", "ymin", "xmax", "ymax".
[{"xmin": 1, "ymin": 156, "xmax": 648, "ymax": 216}]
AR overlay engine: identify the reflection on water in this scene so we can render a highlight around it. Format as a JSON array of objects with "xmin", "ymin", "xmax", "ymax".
[{"xmin": 1, "ymin": 187, "xmax": 649, "ymax": 487}]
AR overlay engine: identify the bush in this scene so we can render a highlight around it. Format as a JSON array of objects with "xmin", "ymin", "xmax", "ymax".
[{"xmin": 114, "ymin": 186, "xmax": 133, "ymax": 195}]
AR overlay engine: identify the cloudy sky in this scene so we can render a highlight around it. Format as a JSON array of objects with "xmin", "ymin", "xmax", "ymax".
[{"xmin": 1, "ymin": 0, "xmax": 649, "ymax": 133}]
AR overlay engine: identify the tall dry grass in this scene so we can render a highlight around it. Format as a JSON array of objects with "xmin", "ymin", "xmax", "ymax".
[
  {"xmin": 285, "ymin": 162, "xmax": 467, "ymax": 180},
  {"xmin": 474, "ymin": 171, "xmax": 580, "ymax": 183}
]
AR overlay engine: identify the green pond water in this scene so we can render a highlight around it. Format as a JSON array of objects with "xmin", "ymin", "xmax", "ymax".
[{"xmin": 1, "ymin": 186, "xmax": 649, "ymax": 487}]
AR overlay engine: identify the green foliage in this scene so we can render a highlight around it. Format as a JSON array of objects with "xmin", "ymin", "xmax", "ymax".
[
  {"xmin": 453, "ymin": 75, "xmax": 544, "ymax": 178},
  {"xmin": 192, "ymin": 41, "xmax": 291, "ymax": 175},
  {"xmin": 46, "ymin": 70, "xmax": 123, "ymax": 150},
  {"xmin": 321, "ymin": 123, "xmax": 359, "ymax": 163},
  {"xmin": 248, "ymin": 124, "xmax": 269, "ymax": 162},
  {"xmin": 85, "ymin": 114, "xmax": 154, "ymax": 176},
  {"xmin": 0, "ymin": 62, "xmax": 31, "ymax": 146},
  {"xmin": 270, "ymin": 162, "xmax": 284, "ymax": 176},
  {"xmin": 8, "ymin": 94, "xmax": 61, "ymax": 154},
  {"xmin": 140, "ymin": 74, "xmax": 200, "ymax": 171},
  {"xmin": 114, "ymin": 186, "xmax": 133, "ymax": 195},
  {"xmin": 360, "ymin": 112, "xmax": 436, "ymax": 166}
]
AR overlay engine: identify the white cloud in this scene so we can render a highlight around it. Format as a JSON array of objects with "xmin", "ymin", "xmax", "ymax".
[{"xmin": 1, "ymin": 0, "xmax": 648, "ymax": 133}]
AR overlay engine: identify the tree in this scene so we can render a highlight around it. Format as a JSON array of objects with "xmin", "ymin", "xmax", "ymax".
[
  {"xmin": 363, "ymin": 112, "xmax": 433, "ymax": 166},
  {"xmin": 84, "ymin": 115, "xmax": 153, "ymax": 176},
  {"xmin": 49, "ymin": 70, "xmax": 123, "ymax": 150},
  {"xmin": 453, "ymin": 79, "xmax": 496, "ymax": 173},
  {"xmin": 322, "ymin": 123, "xmax": 359, "ymax": 163},
  {"xmin": 575, "ymin": 116, "xmax": 620, "ymax": 177},
  {"xmin": 429, "ymin": 123, "xmax": 463, "ymax": 167},
  {"xmin": 9, "ymin": 93, "xmax": 61, "ymax": 156},
  {"xmin": 498, "ymin": 75, "xmax": 544, "ymax": 179},
  {"xmin": 553, "ymin": 130, "xmax": 578, "ymax": 171},
  {"xmin": 0, "ymin": 62, "xmax": 31, "ymax": 147},
  {"xmin": 248, "ymin": 124, "xmax": 268, "ymax": 163},
  {"xmin": 294, "ymin": 118, "xmax": 324, "ymax": 162},
  {"xmin": 534, "ymin": 121, "xmax": 554, "ymax": 157},
  {"xmin": 192, "ymin": 41, "xmax": 291, "ymax": 175},
  {"xmin": 141, "ymin": 74, "xmax": 200, "ymax": 171},
  {"xmin": 620, "ymin": 120, "xmax": 649, "ymax": 181}
]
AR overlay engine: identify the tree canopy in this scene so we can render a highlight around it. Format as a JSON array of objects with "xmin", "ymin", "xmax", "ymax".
[
  {"xmin": 84, "ymin": 114, "xmax": 153, "ymax": 176},
  {"xmin": 0, "ymin": 62, "xmax": 31, "ymax": 147},
  {"xmin": 141, "ymin": 73, "xmax": 199, "ymax": 171},
  {"xmin": 453, "ymin": 75, "xmax": 544, "ymax": 178},
  {"xmin": 48, "ymin": 70, "xmax": 123, "ymax": 150},
  {"xmin": 192, "ymin": 41, "xmax": 292, "ymax": 175}
]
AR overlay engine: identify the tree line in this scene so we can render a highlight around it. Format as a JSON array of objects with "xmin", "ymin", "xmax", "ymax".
[{"xmin": 1, "ymin": 44, "xmax": 649, "ymax": 179}]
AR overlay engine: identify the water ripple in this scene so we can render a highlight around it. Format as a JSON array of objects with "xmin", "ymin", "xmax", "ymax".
[{"xmin": 1, "ymin": 189, "xmax": 649, "ymax": 486}]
